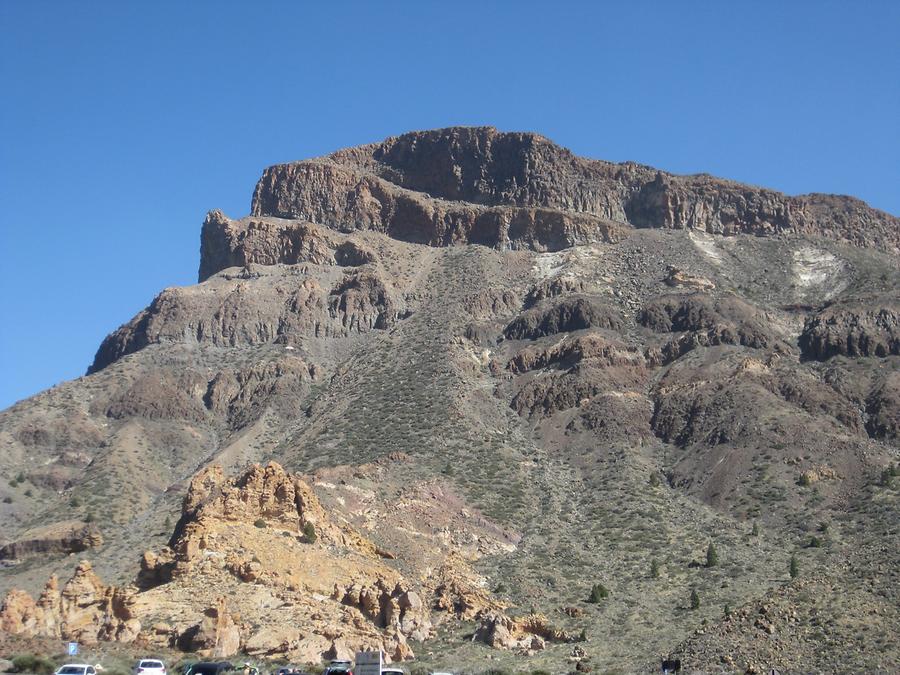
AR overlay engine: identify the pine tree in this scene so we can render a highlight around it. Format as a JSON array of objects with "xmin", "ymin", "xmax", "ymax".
[
  {"xmin": 706, "ymin": 541, "xmax": 718, "ymax": 567},
  {"xmin": 303, "ymin": 521, "xmax": 317, "ymax": 543},
  {"xmin": 690, "ymin": 589, "xmax": 700, "ymax": 610},
  {"xmin": 751, "ymin": 522, "xmax": 760, "ymax": 537},
  {"xmin": 789, "ymin": 554, "xmax": 799, "ymax": 579},
  {"xmin": 650, "ymin": 558, "xmax": 660, "ymax": 578}
]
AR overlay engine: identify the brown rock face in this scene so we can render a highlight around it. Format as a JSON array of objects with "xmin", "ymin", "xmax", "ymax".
[
  {"xmin": 504, "ymin": 297, "xmax": 623, "ymax": 340},
  {"xmin": 0, "ymin": 562, "xmax": 139, "ymax": 644},
  {"xmin": 0, "ymin": 522, "xmax": 102, "ymax": 561},
  {"xmin": 182, "ymin": 596, "xmax": 242, "ymax": 658},
  {"xmin": 799, "ymin": 295, "xmax": 900, "ymax": 360},
  {"xmin": 242, "ymin": 127, "xmax": 899, "ymax": 268},
  {"xmin": 475, "ymin": 612, "xmax": 575, "ymax": 652}
]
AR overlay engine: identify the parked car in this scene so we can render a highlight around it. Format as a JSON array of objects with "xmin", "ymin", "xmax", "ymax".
[
  {"xmin": 323, "ymin": 661, "xmax": 352, "ymax": 675},
  {"xmin": 184, "ymin": 663, "xmax": 234, "ymax": 675},
  {"xmin": 380, "ymin": 670, "xmax": 405, "ymax": 675},
  {"xmin": 273, "ymin": 668, "xmax": 309, "ymax": 675},
  {"xmin": 133, "ymin": 660, "xmax": 166, "ymax": 675},
  {"xmin": 55, "ymin": 665, "xmax": 97, "ymax": 675}
]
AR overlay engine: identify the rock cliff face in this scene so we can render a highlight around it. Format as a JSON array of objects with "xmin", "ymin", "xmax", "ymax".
[
  {"xmin": 0, "ymin": 522, "xmax": 102, "ymax": 561},
  {"xmin": 238, "ymin": 127, "xmax": 900, "ymax": 274},
  {"xmin": 1, "ymin": 127, "xmax": 898, "ymax": 673},
  {"xmin": 0, "ymin": 562, "xmax": 139, "ymax": 644}
]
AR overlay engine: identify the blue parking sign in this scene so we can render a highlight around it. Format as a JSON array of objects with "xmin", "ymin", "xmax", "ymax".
[{"xmin": 67, "ymin": 642, "xmax": 78, "ymax": 656}]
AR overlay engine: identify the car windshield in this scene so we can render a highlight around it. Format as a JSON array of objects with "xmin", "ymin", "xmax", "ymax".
[
  {"xmin": 141, "ymin": 663, "xmax": 164, "ymax": 669},
  {"xmin": 59, "ymin": 668, "xmax": 86, "ymax": 675}
]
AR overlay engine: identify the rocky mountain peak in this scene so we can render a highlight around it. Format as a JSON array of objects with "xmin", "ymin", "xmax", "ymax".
[{"xmin": 196, "ymin": 127, "xmax": 900, "ymax": 284}]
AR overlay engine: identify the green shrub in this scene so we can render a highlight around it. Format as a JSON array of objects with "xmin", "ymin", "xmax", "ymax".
[
  {"xmin": 2, "ymin": 496, "xmax": 11, "ymax": 504},
  {"xmin": 751, "ymin": 521, "xmax": 760, "ymax": 537},
  {"xmin": 690, "ymin": 588, "xmax": 700, "ymax": 610},
  {"xmin": 648, "ymin": 472, "xmax": 660, "ymax": 487},
  {"xmin": 807, "ymin": 536, "xmax": 822, "ymax": 548},
  {"xmin": 650, "ymin": 558, "xmax": 660, "ymax": 578},
  {"xmin": 706, "ymin": 542, "xmax": 718, "ymax": 567},
  {"xmin": 790, "ymin": 554, "xmax": 799, "ymax": 579},
  {"xmin": 724, "ymin": 603, "xmax": 731, "ymax": 618},
  {"xmin": 588, "ymin": 583, "xmax": 609, "ymax": 603},
  {"xmin": 253, "ymin": 518, "xmax": 267, "ymax": 528},
  {"xmin": 12, "ymin": 654, "xmax": 55, "ymax": 674},
  {"xmin": 302, "ymin": 521, "xmax": 317, "ymax": 543}
]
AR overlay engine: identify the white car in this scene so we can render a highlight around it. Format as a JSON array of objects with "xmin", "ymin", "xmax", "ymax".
[
  {"xmin": 55, "ymin": 666, "xmax": 97, "ymax": 675},
  {"xmin": 133, "ymin": 661, "xmax": 167, "ymax": 675}
]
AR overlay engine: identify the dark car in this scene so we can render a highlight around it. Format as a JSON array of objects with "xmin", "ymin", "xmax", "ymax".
[
  {"xmin": 323, "ymin": 662, "xmax": 352, "ymax": 675},
  {"xmin": 185, "ymin": 663, "xmax": 233, "ymax": 675}
]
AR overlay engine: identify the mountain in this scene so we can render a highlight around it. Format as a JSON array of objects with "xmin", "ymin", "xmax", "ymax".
[{"xmin": 1, "ymin": 127, "xmax": 898, "ymax": 673}]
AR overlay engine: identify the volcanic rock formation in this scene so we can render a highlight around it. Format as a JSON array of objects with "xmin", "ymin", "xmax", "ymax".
[{"xmin": 1, "ymin": 127, "xmax": 898, "ymax": 673}]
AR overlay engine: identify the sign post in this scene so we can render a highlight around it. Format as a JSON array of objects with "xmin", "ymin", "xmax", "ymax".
[{"xmin": 354, "ymin": 651, "xmax": 382, "ymax": 675}]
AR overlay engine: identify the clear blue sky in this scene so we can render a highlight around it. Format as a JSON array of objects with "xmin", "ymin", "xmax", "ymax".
[{"xmin": 1, "ymin": 1, "xmax": 898, "ymax": 409}]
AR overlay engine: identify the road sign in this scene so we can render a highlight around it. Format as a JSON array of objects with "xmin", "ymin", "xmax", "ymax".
[
  {"xmin": 67, "ymin": 642, "xmax": 79, "ymax": 656},
  {"xmin": 355, "ymin": 651, "xmax": 382, "ymax": 675}
]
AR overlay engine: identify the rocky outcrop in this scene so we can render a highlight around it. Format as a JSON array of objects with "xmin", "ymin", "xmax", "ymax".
[
  {"xmin": 0, "ymin": 522, "xmax": 102, "ymax": 561},
  {"xmin": 180, "ymin": 596, "xmax": 242, "ymax": 658},
  {"xmin": 88, "ymin": 267, "xmax": 403, "ymax": 373},
  {"xmin": 475, "ymin": 612, "xmax": 575, "ymax": 652},
  {"xmin": 865, "ymin": 371, "xmax": 900, "ymax": 442},
  {"xmin": 799, "ymin": 296, "xmax": 900, "ymax": 360},
  {"xmin": 504, "ymin": 298, "xmax": 623, "ymax": 340},
  {"xmin": 200, "ymin": 211, "xmax": 337, "ymax": 282},
  {"xmin": 664, "ymin": 265, "xmax": 715, "ymax": 290},
  {"xmin": 639, "ymin": 294, "xmax": 781, "ymax": 363},
  {"xmin": 168, "ymin": 462, "xmax": 371, "ymax": 566},
  {"xmin": 245, "ymin": 127, "xmax": 899, "ymax": 259},
  {"xmin": 507, "ymin": 332, "xmax": 645, "ymax": 374},
  {"xmin": 332, "ymin": 580, "xmax": 432, "ymax": 641},
  {"xmin": 0, "ymin": 561, "xmax": 139, "ymax": 644},
  {"xmin": 248, "ymin": 155, "xmax": 623, "ymax": 255}
]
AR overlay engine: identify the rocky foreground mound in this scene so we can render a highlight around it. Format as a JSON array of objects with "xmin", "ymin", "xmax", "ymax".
[{"xmin": 1, "ymin": 128, "xmax": 898, "ymax": 673}]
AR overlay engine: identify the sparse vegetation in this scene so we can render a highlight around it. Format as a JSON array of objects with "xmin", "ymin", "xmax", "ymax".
[
  {"xmin": 751, "ymin": 521, "xmax": 760, "ymax": 537},
  {"xmin": 302, "ymin": 521, "xmax": 317, "ymax": 543},
  {"xmin": 253, "ymin": 518, "xmax": 267, "ymax": 528},
  {"xmin": 790, "ymin": 554, "xmax": 799, "ymax": 579},
  {"xmin": 588, "ymin": 583, "xmax": 609, "ymax": 602},
  {"xmin": 650, "ymin": 558, "xmax": 660, "ymax": 578},
  {"xmin": 690, "ymin": 588, "xmax": 700, "ymax": 610}
]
